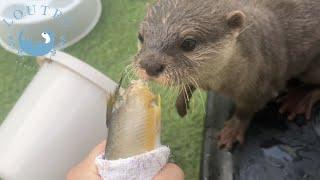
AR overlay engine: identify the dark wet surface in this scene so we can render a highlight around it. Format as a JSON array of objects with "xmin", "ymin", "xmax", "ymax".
[
  {"xmin": 234, "ymin": 102, "xmax": 320, "ymax": 180},
  {"xmin": 201, "ymin": 93, "xmax": 320, "ymax": 180}
]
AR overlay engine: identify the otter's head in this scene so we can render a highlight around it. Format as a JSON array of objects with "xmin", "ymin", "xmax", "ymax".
[{"xmin": 134, "ymin": 0, "xmax": 246, "ymax": 88}]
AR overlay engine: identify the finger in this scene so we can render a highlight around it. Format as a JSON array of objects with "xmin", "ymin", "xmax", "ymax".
[
  {"xmin": 154, "ymin": 163, "xmax": 184, "ymax": 180},
  {"xmin": 87, "ymin": 140, "xmax": 107, "ymax": 162},
  {"xmin": 67, "ymin": 141, "xmax": 107, "ymax": 180},
  {"xmin": 81, "ymin": 140, "xmax": 107, "ymax": 175}
]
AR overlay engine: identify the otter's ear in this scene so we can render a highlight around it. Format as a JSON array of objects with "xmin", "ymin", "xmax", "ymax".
[{"xmin": 226, "ymin": 11, "xmax": 246, "ymax": 29}]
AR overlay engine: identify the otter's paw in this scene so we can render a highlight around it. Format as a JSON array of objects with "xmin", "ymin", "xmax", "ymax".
[
  {"xmin": 278, "ymin": 87, "xmax": 320, "ymax": 121},
  {"xmin": 217, "ymin": 118, "xmax": 248, "ymax": 151}
]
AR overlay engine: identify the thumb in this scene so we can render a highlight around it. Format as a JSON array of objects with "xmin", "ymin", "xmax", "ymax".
[
  {"xmin": 86, "ymin": 140, "xmax": 107, "ymax": 163},
  {"xmin": 67, "ymin": 141, "xmax": 106, "ymax": 180}
]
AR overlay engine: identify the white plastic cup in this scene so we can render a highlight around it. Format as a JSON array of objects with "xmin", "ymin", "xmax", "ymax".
[{"xmin": 0, "ymin": 51, "xmax": 117, "ymax": 180}]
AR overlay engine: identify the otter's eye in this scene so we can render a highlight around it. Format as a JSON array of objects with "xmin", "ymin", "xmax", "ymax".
[
  {"xmin": 181, "ymin": 38, "xmax": 197, "ymax": 52},
  {"xmin": 138, "ymin": 33, "xmax": 144, "ymax": 43}
]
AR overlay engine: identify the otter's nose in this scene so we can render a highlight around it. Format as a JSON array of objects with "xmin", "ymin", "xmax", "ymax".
[{"xmin": 139, "ymin": 60, "xmax": 165, "ymax": 77}]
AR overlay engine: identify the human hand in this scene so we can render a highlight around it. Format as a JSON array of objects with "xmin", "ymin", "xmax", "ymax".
[{"xmin": 67, "ymin": 141, "xmax": 184, "ymax": 180}]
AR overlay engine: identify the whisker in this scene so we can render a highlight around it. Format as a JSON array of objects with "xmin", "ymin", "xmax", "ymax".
[
  {"xmin": 188, "ymin": 76, "xmax": 206, "ymax": 114},
  {"xmin": 239, "ymin": 23, "xmax": 254, "ymax": 35}
]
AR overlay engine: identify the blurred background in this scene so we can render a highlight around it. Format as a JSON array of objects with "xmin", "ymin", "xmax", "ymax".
[{"xmin": 0, "ymin": 1, "xmax": 206, "ymax": 179}]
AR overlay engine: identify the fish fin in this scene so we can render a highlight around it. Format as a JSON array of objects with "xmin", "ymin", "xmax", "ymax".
[
  {"xmin": 106, "ymin": 93, "xmax": 115, "ymax": 127},
  {"xmin": 106, "ymin": 75, "xmax": 124, "ymax": 127}
]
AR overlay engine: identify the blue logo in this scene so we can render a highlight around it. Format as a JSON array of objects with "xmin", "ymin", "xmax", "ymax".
[{"xmin": 18, "ymin": 31, "xmax": 55, "ymax": 56}]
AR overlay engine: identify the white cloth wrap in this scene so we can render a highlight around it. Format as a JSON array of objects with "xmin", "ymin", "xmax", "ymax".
[{"xmin": 95, "ymin": 146, "xmax": 170, "ymax": 180}]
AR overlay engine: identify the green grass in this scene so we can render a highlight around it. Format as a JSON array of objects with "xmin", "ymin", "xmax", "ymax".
[{"xmin": 0, "ymin": 1, "xmax": 205, "ymax": 179}]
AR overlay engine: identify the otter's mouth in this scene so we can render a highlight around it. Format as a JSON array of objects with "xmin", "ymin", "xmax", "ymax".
[
  {"xmin": 135, "ymin": 66, "xmax": 171, "ymax": 86},
  {"xmin": 133, "ymin": 54, "xmax": 200, "ymax": 88}
]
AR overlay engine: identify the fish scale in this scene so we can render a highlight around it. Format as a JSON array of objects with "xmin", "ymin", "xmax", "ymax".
[{"xmin": 105, "ymin": 80, "xmax": 161, "ymax": 160}]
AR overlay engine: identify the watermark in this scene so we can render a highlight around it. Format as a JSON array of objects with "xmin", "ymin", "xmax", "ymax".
[{"xmin": 1, "ymin": 4, "xmax": 70, "ymax": 57}]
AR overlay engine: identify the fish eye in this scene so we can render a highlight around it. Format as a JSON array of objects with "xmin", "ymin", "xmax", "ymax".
[
  {"xmin": 181, "ymin": 38, "xmax": 197, "ymax": 52},
  {"xmin": 138, "ymin": 33, "xmax": 144, "ymax": 43}
]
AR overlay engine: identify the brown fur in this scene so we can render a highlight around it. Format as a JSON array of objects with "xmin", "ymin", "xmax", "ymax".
[{"xmin": 134, "ymin": 0, "xmax": 320, "ymax": 149}]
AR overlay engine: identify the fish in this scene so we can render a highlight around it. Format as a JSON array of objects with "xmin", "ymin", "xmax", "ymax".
[{"xmin": 105, "ymin": 80, "xmax": 161, "ymax": 160}]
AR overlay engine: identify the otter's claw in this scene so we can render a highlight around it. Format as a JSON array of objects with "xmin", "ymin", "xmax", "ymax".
[
  {"xmin": 278, "ymin": 87, "xmax": 320, "ymax": 121},
  {"xmin": 217, "ymin": 118, "xmax": 248, "ymax": 151}
]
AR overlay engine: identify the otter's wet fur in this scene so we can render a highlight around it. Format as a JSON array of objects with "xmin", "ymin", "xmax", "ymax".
[{"xmin": 134, "ymin": 0, "xmax": 320, "ymax": 149}]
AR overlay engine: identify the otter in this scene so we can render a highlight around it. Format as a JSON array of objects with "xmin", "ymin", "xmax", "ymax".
[{"xmin": 134, "ymin": 0, "xmax": 320, "ymax": 150}]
